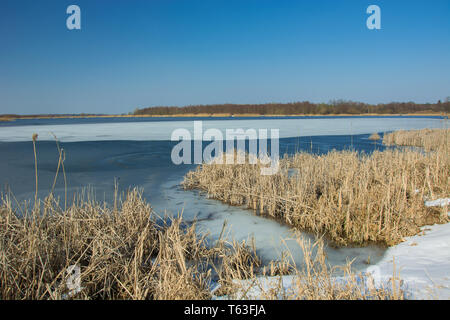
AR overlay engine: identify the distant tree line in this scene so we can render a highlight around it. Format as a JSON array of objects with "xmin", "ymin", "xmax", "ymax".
[
  {"xmin": 0, "ymin": 113, "xmax": 103, "ymax": 119},
  {"xmin": 134, "ymin": 100, "xmax": 450, "ymax": 116},
  {"xmin": 2, "ymin": 100, "xmax": 448, "ymax": 119}
]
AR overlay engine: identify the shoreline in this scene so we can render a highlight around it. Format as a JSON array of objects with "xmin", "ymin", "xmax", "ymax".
[{"xmin": 1, "ymin": 112, "xmax": 447, "ymax": 121}]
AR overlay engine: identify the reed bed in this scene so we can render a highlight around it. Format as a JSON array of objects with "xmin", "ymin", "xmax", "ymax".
[
  {"xmin": 183, "ymin": 129, "xmax": 449, "ymax": 247},
  {"xmin": 383, "ymin": 128, "xmax": 449, "ymax": 152},
  {"xmin": 0, "ymin": 189, "xmax": 265, "ymax": 300},
  {"xmin": 0, "ymin": 189, "xmax": 406, "ymax": 300}
]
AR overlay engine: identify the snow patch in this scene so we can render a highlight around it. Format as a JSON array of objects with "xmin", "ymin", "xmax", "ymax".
[
  {"xmin": 425, "ymin": 198, "xmax": 450, "ymax": 208},
  {"xmin": 212, "ymin": 274, "xmax": 412, "ymax": 300}
]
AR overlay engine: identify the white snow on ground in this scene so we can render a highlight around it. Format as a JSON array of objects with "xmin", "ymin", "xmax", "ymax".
[
  {"xmin": 213, "ymin": 199, "xmax": 450, "ymax": 300},
  {"xmin": 0, "ymin": 117, "xmax": 446, "ymax": 142},
  {"xmin": 211, "ymin": 274, "xmax": 410, "ymax": 300},
  {"xmin": 373, "ymin": 221, "xmax": 450, "ymax": 299},
  {"xmin": 425, "ymin": 198, "xmax": 450, "ymax": 208}
]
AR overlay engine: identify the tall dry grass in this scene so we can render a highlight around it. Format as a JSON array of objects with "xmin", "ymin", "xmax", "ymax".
[
  {"xmin": 383, "ymin": 128, "xmax": 449, "ymax": 152},
  {"xmin": 183, "ymin": 129, "xmax": 449, "ymax": 246},
  {"xmin": 0, "ymin": 188, "xmax": 267, "ymax": 300},
  {"xmin": 0, "ymin": 189, "xmax": 407, "ymax": 300},
  {"xmin": 0, "ymin": 132, "xmax": 416, "ymax": 300}
]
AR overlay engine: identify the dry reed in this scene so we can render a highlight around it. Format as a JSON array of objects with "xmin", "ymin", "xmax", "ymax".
[
  {"xmin": 0, "ymin": 188, "xmax": 268, "ymax": 300},
  {"xmin": 1, "ymin": 130, "xmax": 422, "ymax": 300},
  {"xmin": 183, "ymin": 129, "xmax": 449, "ymax": 246},
  {"xmin": 32, "ymin": 133, "xmax": 38, "ymax": 207},
  {"xmin": 383, "ymin": 128, "xmax": 449, "ymax": 152},
  {"xmin": 368, "ymin": 133, "xmax": 381, "ymax": 140},
  {"xmin": 223, "ymin": 234, "xmax": 406, "ymax": 300},
  {"xmin": 1, "ymin": 189, "xmax": 407, "ymax": 300}
]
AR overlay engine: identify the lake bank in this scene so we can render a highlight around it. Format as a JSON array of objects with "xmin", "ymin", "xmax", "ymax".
[{"xmin": 1, "ymin": 112, "xmax": 448, "ymax": 122}]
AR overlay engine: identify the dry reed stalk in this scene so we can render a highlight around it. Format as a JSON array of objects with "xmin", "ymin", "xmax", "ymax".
[{"xmin": 32, "ymin": 133, "xmax": 38, "ymax": 207}]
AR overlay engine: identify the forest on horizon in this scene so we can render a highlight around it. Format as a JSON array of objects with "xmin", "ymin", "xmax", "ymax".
[
  {"xmin": 1, "ymin": 100, "xmax": 449, "ymax": 119},
  {"xmin": 134, "ymin": 100, "xmax": 450, "ymax": 116}
]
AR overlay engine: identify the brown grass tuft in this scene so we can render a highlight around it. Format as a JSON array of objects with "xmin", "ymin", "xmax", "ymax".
[{"xmin": 368, "ymin": 133, "xmax": 381, "ymax": 140}]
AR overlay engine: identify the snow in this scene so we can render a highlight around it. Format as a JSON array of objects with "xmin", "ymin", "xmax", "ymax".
[
  {"xmin": 211, "ymin": 274, "xmax": 411, "ymax": 300},
  {"xmin": 372, "ymin": 221, "xmax": 450, "ymax": 299},
  {"xmin": 213, "ymin": 222, "xmax": 450, "ymax": 300},
  {"xmin": 0, "ymin": 117, "xmax": 446, "ymax": 142},
  {"xmin": 212, "ymin": 199, "xmax": 450, "ymax": 300},
  {"xmin": 425, "ymin": 198, "xmax": 450, "ymax": 208}
]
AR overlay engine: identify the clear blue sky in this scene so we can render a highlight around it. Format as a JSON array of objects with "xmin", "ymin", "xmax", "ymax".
[{"xmin": 1, "ymin": 0, "xmax": 449, "ymax": 114}]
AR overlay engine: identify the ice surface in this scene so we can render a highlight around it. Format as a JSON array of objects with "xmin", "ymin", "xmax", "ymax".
[
  {"xmin": 0, "ymin": 117, "xmax": 447, "ymax": 142},
  {"xmin": 145, "ymin": 170, "xmax": 386, "ymax": 270}
]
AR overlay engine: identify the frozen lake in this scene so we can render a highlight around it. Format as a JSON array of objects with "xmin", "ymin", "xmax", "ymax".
[
  {"xmin": 0, "ymin": 116, "xmax": 447, "ymax": 272},
  {"xmin": 0, "ymin": 115, "xmax": 446, "ymax": 142}
]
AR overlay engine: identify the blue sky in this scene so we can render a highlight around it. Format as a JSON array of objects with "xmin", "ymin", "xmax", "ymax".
[{"xmin": 1, "ymin": 0, "xmax": 449, "ymax": 114}]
